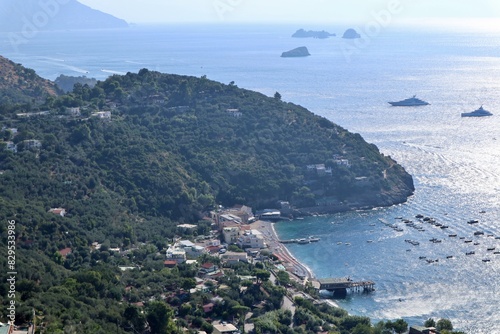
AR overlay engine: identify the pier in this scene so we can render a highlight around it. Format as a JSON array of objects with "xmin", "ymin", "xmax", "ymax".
[{"xmin": 316, "ymin": 277, "xmax": 375, "ymax": 298}]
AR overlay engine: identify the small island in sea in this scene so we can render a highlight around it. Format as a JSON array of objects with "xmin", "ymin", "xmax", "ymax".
[
  {"xmin": 292, "ymin": 28, "xmax": 336, "ymax": 39},
  {"xmin": 342, "ymin": 28, "xmax": 361, "ymax": 39},
  {"xmin": 281, "ymin": 46, "xmax": 311, "ymax": 58}
]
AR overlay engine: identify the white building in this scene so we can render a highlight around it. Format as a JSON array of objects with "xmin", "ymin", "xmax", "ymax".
[
  {"xmin": 237, "ymin": 230, "xmax": 265, "ymax": 249},
  {"xmin": 213, "ymin": 323, "xmax": 239, "ymax": 334},
  {"xmin": 67, "ymin": 107, "xmax": 81, "ymax": 116},
  {"xmin": 223, "ymin": 227, "xmax": 240, "ymax": 244},
  {"xmin": 5, "ymin": 141, "xmax": 17, "ymax": 153},
  {"xmin": 177, "ymin": 224, "xmax": 198, "ymax": 233},
  {"xmin": 22, "ymin": 139, "xmax": 42, "ymax": 150},
  {"xmin": 221, "ymin": 251, "xmax": 249, "ymax": 265},
  {"xmin": 93, "ymin": 111, "xmax": 112, "ymax": 119},
  {"xmin": 166, "ymin": 246, "xmax": 186, "ymax": 264}
]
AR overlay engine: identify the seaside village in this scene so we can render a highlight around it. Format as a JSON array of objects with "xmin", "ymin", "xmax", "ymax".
[{"xmin": 1, "ymin": 202, "xmax": 443, "ymax": 334}]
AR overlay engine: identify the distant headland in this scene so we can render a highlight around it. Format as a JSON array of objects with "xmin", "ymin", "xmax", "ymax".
[
  {"xmin": 0, "ymin": 0, "xmax": 128, "ymax": 33},
  {"xmin": 281, "ymin": 46, "xmax": 311, "ymax": 58},
  {"xmin": 292, "ymin": 29, "xmax": 336, "ymax": 39}
]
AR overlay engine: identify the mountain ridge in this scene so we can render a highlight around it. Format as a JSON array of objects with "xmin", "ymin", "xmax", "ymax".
[
  {"xmin": 0, "ymin": 55, "xmax": 61, "ymax": 106},
  {"xmin": 0, "ymin": 0, "xmax": 128, "ymax": 33}
]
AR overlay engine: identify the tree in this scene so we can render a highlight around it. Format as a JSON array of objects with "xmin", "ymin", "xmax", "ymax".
[
  {"xmin": 391, "ymin": 318, "xmax": 408, "ymax": 334},
  {"xmin": 255, "ymin": 269, "xmax": 271, "ymax": 284},
  {"xmin": 424, "ymin": 318, "xmax": 436, "ymax": 327},
  {"xmin": 276, "ymin": 270, "xmax": 290, "ymax": 286},
  {"xmin": 123, "ymin": 305, "xmax": 146, "ymax": 333},
  {"xmin": 274, "ymin": 91, "xmax": 282, "ymax": 100},
  {"xmin": 146, "ymin": 301, "xmax": 177, "ymax": 334},
  {"xmin": 232, "ymin": 305, "xmax": 250, "ymax": 328},
  {"xmin": 436, "ymin": 318, "xmax": 453, "ymax": 331}
]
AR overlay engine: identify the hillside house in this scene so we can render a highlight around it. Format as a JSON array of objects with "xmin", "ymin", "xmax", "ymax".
[
  {"xmin": 93, "ymin": 111, "xmax": 111, "ymax": 119},
  {"xmin": 409, "ymin": 327, "xmax": 440, "ymax": 334},
  {"xmin": 59, "ymin": 247, "xmax": 72, "ymax": 258},
  {"xmin": 66, "ymin": 107, "xmax": 81, "ymax": 116},
  {"xmin": 213, "ymin": 323, "xmax": 239, "ymax": 334},
  {"xmin": 166, "ymin": 246, "xmax": 186, "ymax": 264},
  {"xmin": 223, "ymin": 227, "xmax": 240, "ymax": 244},
  {"xmin": 177, "ymin": 223, "xmax": 198, "ymax": 233},
  {"xmin": 221, "ymin": 251, "xmax": 249, "ymax": 265},
  {"xmin": 49, "ymin": 208, "xmax": 66, "ymax": 217},
  {"xmin": 5, "ymin": 141, "xmax": 17, "ymax": 153},
  {"xmin": 22, "ymin": 140, "xmax": 42, "ymax": 150},
  {"xmin": 226, "ymin": 108, "xmax": 242, "ymax": 117}
]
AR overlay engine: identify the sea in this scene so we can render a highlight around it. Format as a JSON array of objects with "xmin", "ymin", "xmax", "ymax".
[{"xmin": 1, "ymin": 21, "xmax": 499, "ymax": 333}]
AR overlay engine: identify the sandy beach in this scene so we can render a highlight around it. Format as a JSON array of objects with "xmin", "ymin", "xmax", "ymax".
[{"xmin": 252, "ymin": 220, "xmax": 314, "ymax": 282}]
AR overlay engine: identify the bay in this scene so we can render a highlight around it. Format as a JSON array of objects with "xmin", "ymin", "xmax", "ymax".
[{"xmin": 1, "ymin": 23, "xmax": 499, "ymax": 333}]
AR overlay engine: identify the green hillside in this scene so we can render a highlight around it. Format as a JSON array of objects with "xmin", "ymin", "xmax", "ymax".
[
  {"xmin": 0, "ymin": 63, "xmax": 415, "ymax": 332},
  {"xmin": 0, "ymin": 55, "xmax": 61, "ymax": 108}
]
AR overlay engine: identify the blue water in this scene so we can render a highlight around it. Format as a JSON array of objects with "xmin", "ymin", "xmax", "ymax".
[{"xmin": 1, "ymin": 24, "xmax": 499, "ymax": 333}]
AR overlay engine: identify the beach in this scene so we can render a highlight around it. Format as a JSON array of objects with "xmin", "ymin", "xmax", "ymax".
[{"xmin": 252, "ymin": 220, "xmax": 314, "ymax": 282}]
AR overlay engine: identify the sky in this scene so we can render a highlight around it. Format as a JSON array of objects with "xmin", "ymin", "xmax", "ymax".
[{"xmin": 77, "ymin": 0, "xmax": 500, "ymax": 24}]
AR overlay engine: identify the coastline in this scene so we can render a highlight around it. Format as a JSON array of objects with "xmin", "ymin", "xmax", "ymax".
[
  {"xmin": 253, "ymin": 219, "xmax": 314, "ymax": 281},
  {"xmin": 253, "ymin": 219, "xmax": 342, "ymax": 309}
]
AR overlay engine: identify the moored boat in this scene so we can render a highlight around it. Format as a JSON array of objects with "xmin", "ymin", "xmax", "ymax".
[
  {"xmin": 388, "ymin": 95, "xmax": 430, "ymax": 106},
  {"xmin": 461, "ymin": 106, "xmax": 493, "ymax": 117}
]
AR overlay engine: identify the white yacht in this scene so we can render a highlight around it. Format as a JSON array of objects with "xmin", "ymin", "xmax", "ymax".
[
  {"xmin": 388, "ymin": 95, "xmax": 430, "ymax": 106},
  {"xmin": 461, "ymin": 106, "xmax": 493, "ymax": 117}
]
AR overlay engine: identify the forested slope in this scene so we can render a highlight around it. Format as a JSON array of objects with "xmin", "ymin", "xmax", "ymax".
[{"xmin": 0, "ymin": 64, "xmax": 414, "ymax": 332}]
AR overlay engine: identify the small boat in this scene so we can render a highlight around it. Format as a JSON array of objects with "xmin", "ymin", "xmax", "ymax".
[
  {"xmin": 482, "ymin": 259, "xmax": 491, "ymax": 262},
  {"xmin": 465, "ymin": 240, "xmax": 473, "ymax": 243},
  {"xmin": 448, "ymin": 234, "xmax": 457, "ymax": 237},
  {"xmin": 466, "ymin": 251, "xmax": 475, "ymax": 255},
  {"xmin": 297, "ymin": 238, "xmax": 310, "ymax": 244},
  {"xmin": 461, "ymin": 106, "xmax": 493, "ymax": 117},
  {"xmin": 467, "ymin": 220, "xmax": 479, "ymax": 224},
  {"xmin": 388, "ymin": 95, "xmax": 430, "ymax": 106},
  {"xmin": 474, "ymin": 231, "xmax": 484, "ymax": 236},
  {"xmin": 487, "ymin": 247, "xmax": 496, "ymax": 251},
  {"xmin": 308, "ymin": 236, "xmax": 320, "ymax": 242}
]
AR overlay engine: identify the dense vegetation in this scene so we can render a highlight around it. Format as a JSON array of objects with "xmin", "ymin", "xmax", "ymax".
[
  {"xmin": 54, "ymin": 75, "xmax": 98, "ymax": 93},
  {"xmin": 0, "ymin": 56, "xmax": 60, "ymax": 107},
  {"xmin": 0, "ymin": 61, "xmax": 417, "ymax": 333}
]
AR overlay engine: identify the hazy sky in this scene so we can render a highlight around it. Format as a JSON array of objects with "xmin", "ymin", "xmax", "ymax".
[{"xmin": 78, "ymin": 0, "xmax": 500, "ymax": 24}]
